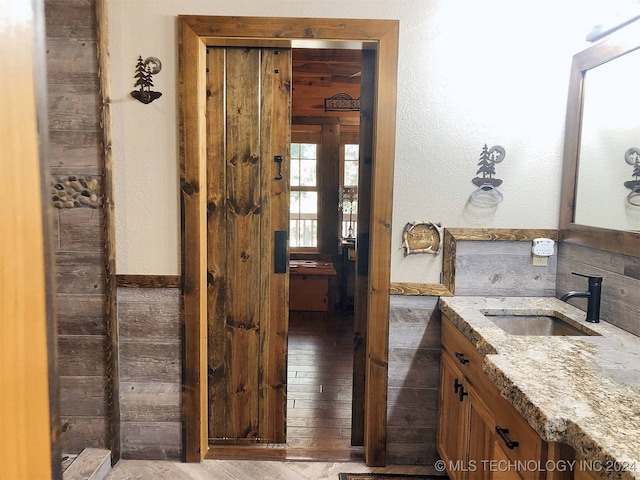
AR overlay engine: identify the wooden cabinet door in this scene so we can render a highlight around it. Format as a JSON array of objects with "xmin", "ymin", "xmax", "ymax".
[
  {"xmin": 467, "ymin": 388, "xmax": 495, "ymax": 480},
  {"xmin": 490, "ymin": 438, "xmax": 527, "ymax": 480},
  {"xmin": 438, "ymin": 352, "xmax": 471, "ymax": 480},
  {"xmin": 206, "ymin": 46, "xmax": 291, "ymax": 444}
]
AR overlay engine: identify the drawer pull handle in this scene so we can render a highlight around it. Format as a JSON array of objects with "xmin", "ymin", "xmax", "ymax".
[
  {"xmin": 454, "ymin": 378, "xmax": 462, "ymax": 394},
  {"xmin": 455, "ymin": 352, "xmax": 470, "ymax": 364},
  {"xmin": 496, "ymin": 426, "xmax": 519, "ymax": 449},
  {"xmin": 458, "ymin": 386, "xmax": 468, "ymax": 402}
]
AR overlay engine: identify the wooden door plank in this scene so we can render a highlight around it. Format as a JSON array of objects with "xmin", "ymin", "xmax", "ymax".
[
  {"xmin": 225, "ymin": 47, "xmax": 262, "ymax": 440},
  {"xmin": 259, "ymin": 48, "xmax": 291, "ymax": 443},
  {"xmin": 206, "ymin": 47, "xmax": 229, "ymax": 440}
]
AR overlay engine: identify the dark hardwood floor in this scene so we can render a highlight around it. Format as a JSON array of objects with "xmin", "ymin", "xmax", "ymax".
[
  {"xmin": 206, "ymin": 308, "xmax": 362, "ymax": 462},
  {"xmin": 286, "ymin": 309, "xmax": 359, "ymax": 461}
]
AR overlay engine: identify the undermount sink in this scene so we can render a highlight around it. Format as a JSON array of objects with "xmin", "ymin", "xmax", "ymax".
[{"xmin": 483, "ymin": 313, "xmax": 600, "ymax": 337}]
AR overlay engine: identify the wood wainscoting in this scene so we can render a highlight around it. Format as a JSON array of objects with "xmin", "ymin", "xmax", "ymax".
[
  {"xmin": 390, "ymin": 228, "xmax": 560, "ymax": 297},
  {"xmin": 387, "ymin": 228, "xmax": 559, "ymax": 465},
  {"xmin": 115, "ymin": 276, "xmax": 182, "ymax": 460}
]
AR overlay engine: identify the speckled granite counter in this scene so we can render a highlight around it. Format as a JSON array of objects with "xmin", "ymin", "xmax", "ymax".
[{"xmin": 438, "ymin": 296, "xmax": 640, "ymax": 480}]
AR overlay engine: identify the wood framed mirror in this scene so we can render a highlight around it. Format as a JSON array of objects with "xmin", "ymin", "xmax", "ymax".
[{"xmin": 559, "ymin": 18, "xmax": 640, "ymax": 257}]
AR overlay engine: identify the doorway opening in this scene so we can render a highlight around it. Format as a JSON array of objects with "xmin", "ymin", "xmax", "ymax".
[
  {"xmin": 286, "ymin": 43, "xmax": 365, "ymax": 461},
  {"xmin": 179, "ymin": 16, "xmax": 398, "ymax": 466}
]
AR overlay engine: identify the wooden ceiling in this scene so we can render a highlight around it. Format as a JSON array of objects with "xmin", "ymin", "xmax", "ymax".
[{"xmin": 292, "ymin": 49, "xmax": 362, "ymax": 119}]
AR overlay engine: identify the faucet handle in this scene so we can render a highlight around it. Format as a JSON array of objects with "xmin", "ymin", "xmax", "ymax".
[{"xmin": 571, "ymin": 272, "xmax": 603, "ymax": 284}]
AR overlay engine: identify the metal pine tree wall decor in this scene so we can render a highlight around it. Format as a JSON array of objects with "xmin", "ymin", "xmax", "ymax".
[
  {"xmin": 624, "ymin": 147, "xmax": 640, "ymax": 206},
  {"xmin": 470, "ymin": 144, "xmax": 506, "ymax": 206},
  {"xmin": 131, "ymin": 56, "xmax": 162, "ymax": 104}
]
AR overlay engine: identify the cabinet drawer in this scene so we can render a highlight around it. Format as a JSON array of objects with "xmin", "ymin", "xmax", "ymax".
[
  {"xmin": 491, "ymin": 393, "xmax": 546, "ymax": 480},
  {"xmin": 442, "ymin": 315, "xmax": 495, "ymax": 394}
]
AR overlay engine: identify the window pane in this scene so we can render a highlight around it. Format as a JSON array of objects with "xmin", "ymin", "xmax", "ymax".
[
  {"xmin": 344, "ymin": 161, "xmax": 358, "ymax": 186},
  {"xmin": 290, "ymin": 191, "xmax": 317, "ymax": 248},
  {"xmin": 300, "ymin": 143, "xmax": 316, "ymax": 159},
  {"xmin": 299, "ymin": 191, "xmax": 317, "ymax": 214},
  {"xmin": 290, "ymin": 142, "xmax": 319, "ymax": 248},
  {"xmin": 299, "ymin": 160, "xmax": 317, "ymax": 186},
  {"xmin": 343, "ymin": 144, "xmax": 359, "ymax": 187},
  {"xmin": 345, "ymin": 144, "xmax": 359, "ymax": 160},
  {"xmin": 290, "ymin": 159, "xmax": 300, "ymax": 187},
  {"xmin": 291, "ymin": 143, "xmax": 317, "ymax": 187},
  {"xmin": 290, "ymin": 143, "xmax": 300, "ymax": 158}
]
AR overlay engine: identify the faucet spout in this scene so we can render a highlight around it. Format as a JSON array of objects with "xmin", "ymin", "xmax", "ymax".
[
  {"xmin": 560, "ymin": 290, "xmax": 590, "ymax": 302},
  {"xmin": 560, "ymin": 273, "xmax": 602, "ymax": 323}
]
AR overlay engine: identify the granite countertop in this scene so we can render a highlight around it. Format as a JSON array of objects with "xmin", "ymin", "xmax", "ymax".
[{"xmin": 438, "ymin": 296, "xmax": 640, "ymax": 480}]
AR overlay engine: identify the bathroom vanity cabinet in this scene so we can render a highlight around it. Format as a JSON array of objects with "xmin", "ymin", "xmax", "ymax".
[{"xmin": 438, "ymin": 314, "xmax": 573, "ymax": 480}]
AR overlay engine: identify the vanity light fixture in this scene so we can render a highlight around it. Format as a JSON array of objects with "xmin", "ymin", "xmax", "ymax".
[{"xmin": 470, "ymin": 144, "xmax": 506, "ymax": 206}]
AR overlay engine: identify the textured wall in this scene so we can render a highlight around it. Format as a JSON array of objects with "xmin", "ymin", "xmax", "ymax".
[{"xmin": 107, "ymin": 0, "xmax": 607, "ymax": 280}]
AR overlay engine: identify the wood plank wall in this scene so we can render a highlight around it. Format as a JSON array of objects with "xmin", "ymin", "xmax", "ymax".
[
  {"xmin": 387, "ymin": 296, "xmax": 441, "ymax": 465},
  {"xmin": 454, "ymin": 241, "xmax": 557, "ymax": 296},
  {"xmin": 118, "ymin": 288, "xmax": 182, "ymax": 459},
  {"xmin": 45, "ymin": 0, "xmax": 109, "ymax": 453},
  {"xmin": 387, "ymin": 237, "xmax": 559, "ymax": 465},
  {"xmin": 557, "ymin": 243, "xmax": 640, "ymax": 337}
]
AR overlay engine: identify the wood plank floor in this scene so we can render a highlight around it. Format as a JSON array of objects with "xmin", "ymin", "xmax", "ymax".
[
  {"xmin": 104, "ymin": 459, "xmax": 442, "ymax": 479},
  {"xmin": 105, "ymin": 310, "xmax": 444, "ymax": 478},
  {"xmin": 286, "ymin": 310, "xmax": 356, "ymax": 459},
  {"xmin": 206, "ymin": 309, "xmax": 358, "ymax": 462}
]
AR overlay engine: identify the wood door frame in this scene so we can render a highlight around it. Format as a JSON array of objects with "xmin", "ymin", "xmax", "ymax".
[{"xmin": 179, "ymin": 15, "xmax": 399, "ymax": 466}]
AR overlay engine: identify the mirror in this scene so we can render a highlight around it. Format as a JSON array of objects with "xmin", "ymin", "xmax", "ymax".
[
  {"xmin": 575, "ymin": 48, "xmax": 640, "ymax": 230},
  {"xmin": 560, "ymin": 18, "xmax": 640, "ymax": 257}
]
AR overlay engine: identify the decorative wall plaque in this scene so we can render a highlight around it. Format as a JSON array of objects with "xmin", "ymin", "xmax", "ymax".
[
  {"xmin": 624, "ymin": 146, "xmax": 640, "ymax": 206},
  {"xmin": 470, "ymin": 144, "xmax": 506, "ymax": 206},
  {"xmin": 131, "ymin": 56, "xmax": 162, "ymax": 104},
  {"xmin": 401, "ymin": 221, "xmax": 443, "ymax": 255},
  {"xmin": 324, "ymin": 93, "xmax": 360, "ymax": 112}
]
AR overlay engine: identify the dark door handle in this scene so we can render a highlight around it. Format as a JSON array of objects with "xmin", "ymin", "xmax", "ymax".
[
  {"xmin": 274, "ymin": 155, "xmax": 283, "ymax": 180},
  {"xmin": 274, "ymin": 231, "xmax": 287, "ymax": 274}
]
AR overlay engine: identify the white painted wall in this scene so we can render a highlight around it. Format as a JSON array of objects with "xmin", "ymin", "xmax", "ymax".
[{"xmin": 109, "ymin": 0, "xmax": 621, "ymax": 281}]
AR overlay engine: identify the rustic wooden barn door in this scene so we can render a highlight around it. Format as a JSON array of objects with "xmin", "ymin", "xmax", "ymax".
[{"xmin": 205, "ymin": 46, "xmax": 291, "ymax": 444}]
